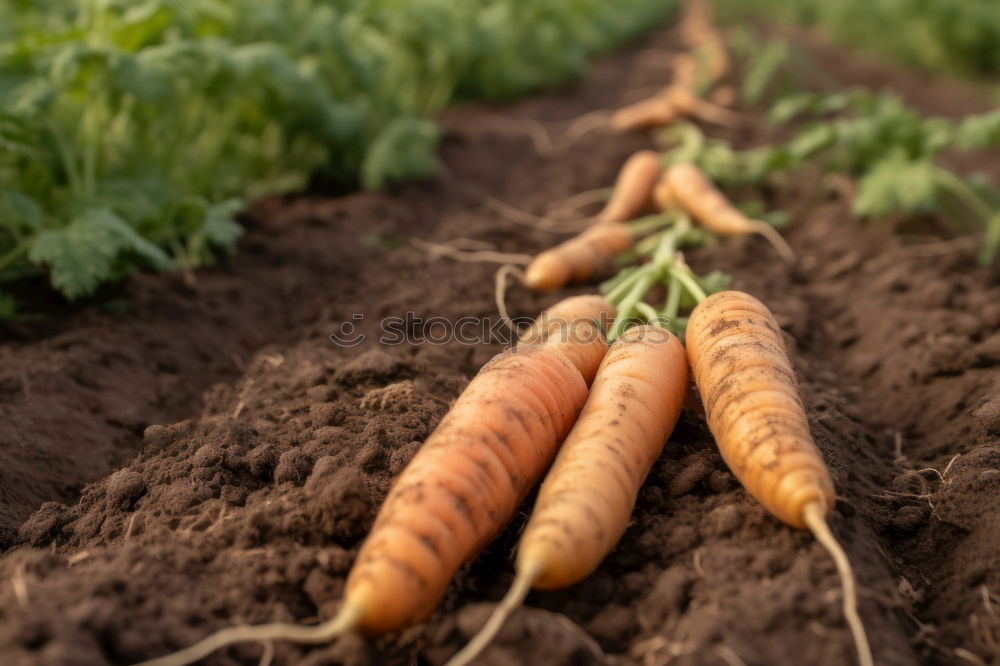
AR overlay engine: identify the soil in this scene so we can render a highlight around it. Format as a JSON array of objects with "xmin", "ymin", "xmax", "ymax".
[{"xmin": 1, "ymin": 20, "xmax": 998, "ymax": 666}]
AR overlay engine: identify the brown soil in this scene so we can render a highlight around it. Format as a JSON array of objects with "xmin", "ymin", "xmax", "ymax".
[{"xmin": 1, "ymin": 21, "xmax": 998, "ymax": 666}]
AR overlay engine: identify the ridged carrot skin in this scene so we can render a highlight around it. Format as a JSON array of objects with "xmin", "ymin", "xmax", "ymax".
[
  {"xmin": 666, "ymin": 163, "xmax": 794, "ymax": 261},
  {"xmin": 518, "ymin": 295, "xmax": 617, "ymax": 345},
  {"xmin": 442, "ymin": 326, "xmax": 689, "ymax": 666},
  {"xmin": 345, "ymin": 329, "xmax": 609, "ymax": 632},
  {"xmin": 665, "ymin": 163, "xmax": 752, "ymax": 235},
  {"xmin": 519, "ymin": 325, "xmax": 689, "ymax": 588},
  {"xmin": 685, "ymin": 291, "xmax": 835, "ymax": 528},
  {"xmin": 524, "ymin": 223, "xmax": 633, "ymax": 291},
  {"xmin": 598, "ymin": 150, "xmax": 663, "ymax": 222}
]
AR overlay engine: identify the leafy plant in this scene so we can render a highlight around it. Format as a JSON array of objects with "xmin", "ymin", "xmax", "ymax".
[
  {"xmin": 0, "ymin": 0, "xmax": 679, "ymax": 307},
  {"xmin": 718, "ymin": 0, "xmax": 1000, "ymax": 79},
  {"xmin": 658, "ymin": 90, "xmax": 1000, "ymax": 263}
]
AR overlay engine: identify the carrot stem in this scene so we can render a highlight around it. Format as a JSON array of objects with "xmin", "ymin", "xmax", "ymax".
[
  {"xmin": 934, "ymin": 168, "xmax": 994, "ymax": 222},
  {"xmin": 604, "ymin": 268, "xmax": 646, "ymax": 304},
  {"xmin": 668, "ymin": 263, "xmax": 707, "ymax": 302},
  {"xmin": 635, "ymin": 301, "xmax": 662, "ymax": 324},
  {"xmin": 663, "ymin": 274, "xmax": 682, "ymax": 321},
  {"xmin": 802, "ymin": 502, "xmax": 874, "ymax": 666},
  {"xmin": 981, "ymin": 214, "xmax": 1000, "ymax": 265},
  {"xmin": 134, "ymin": 602, "xmax": 363, "ymax": 666},
  {"xmin": 609, "ymin": 271, "xmax": 656, "ymax": 340},
  {"xmin": 627, "ymin": 212, "xmax": 676, "ymax": 237},
  {"xmin": 651, "ymin": 226, "xmax": 680, "ymax": 266}
]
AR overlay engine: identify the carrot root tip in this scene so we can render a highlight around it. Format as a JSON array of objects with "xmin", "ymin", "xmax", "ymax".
[
  {"xmin": 494, "ymin": 264, "xmax": 527, "ymax": 334},
  {"xmin": 444, "ymin": 562, "xmax": 543, "ymax": 666},
  {"xmin": 749, "ymin": 221, "xmax": 795, "ymax": 263},
  {"xmin": 802, "ymin": 502, "xmax": 874, "ymax": 666},
  {"xmin": 132, "ymin": 602, "xmax": 363, "ymax": 666}
]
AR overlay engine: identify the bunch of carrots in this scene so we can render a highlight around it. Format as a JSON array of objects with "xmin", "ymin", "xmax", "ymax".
[{"xmin": 139, "ymin": 2, "xmax": 873, "ymax": 666}]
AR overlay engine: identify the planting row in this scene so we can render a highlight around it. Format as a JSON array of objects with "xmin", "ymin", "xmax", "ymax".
[{"xmin": 0, "ymin": 0, "xmax": 674, "ymax": 308}]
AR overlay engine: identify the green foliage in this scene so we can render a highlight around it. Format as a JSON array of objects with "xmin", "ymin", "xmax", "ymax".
[
  {"xmin": 718, "ymin": 0, "xmax": 1000, "ymax": 79},
  {"xmin": 741, "ymin": 41, "xmax": 789, "ymax": 105},
  {"xmin": 853, "ymin": 154, "xmax": 938, "ymax": 217},
  {"xmin": 362, "ymin": 118, "xmax": 441, "ymax": 190},
  {"xmin": 0, "ymin": 0, "xmax": 678, "ymax": 306},
  {"xmin": 660, "ymin": 89, "xmax": 1000, "ymax": 263},
  {"xmin": 28, "ymin": 207, "xmax": 172, "ymax": 299}
]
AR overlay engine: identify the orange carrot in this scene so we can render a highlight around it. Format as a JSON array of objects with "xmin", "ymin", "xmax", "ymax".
[
  {"xmin": 136, "ymin": 328, "xmax": 609, "ymax": 666},
  {"xmin": 671, "ymin": 53, "xmax": 697, "ymax": 90},
  {"xmin": 524, "ymin": 223, "xmax": 634, "ymax": 291},
  {"xmin": 598, "ymin": 150, "xmax": 663, "ymax": 223},
  {"xmin": 666, "ymin": 163, "xmax": 794, "ymax": 261},
  {"xmin": 518, "ymin": 294, "xmax": 617, "ymax": 345},
  {"xmin": 446, "ymin": 325, "xmax": 689, "ymax": 666},
  {"xmin": 686, "ymin": 291, "xmax": 872, "ymax": 666},
  {"xmin": 610, "ymin": 93, "xmax": 683, "ymax": 132},
  {"xmin": 652, "ymin": 172, "xmax": 676, "ymax": 212},
  {"xmin": 610, "ymin": 86, "xmax": 741, "ymax": 131}
]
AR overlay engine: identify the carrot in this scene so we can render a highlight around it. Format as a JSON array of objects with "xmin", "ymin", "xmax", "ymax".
[
  {"xmin": 610, "ymin": 86, "xmax": 741, "ymax": 131},
  {"xmin": 136, "ymin": 328, "xmax": 609, "ymax": 666},
  {"xmin": 685, "ymin": 291, "xmax": 873, "ymax": 666},
  {"xmin": 678, "ymin": 0, "xmax": 717, "ymax": 48},
  {"xmin": 446, "ymin": 325, "xmax": 689, "ymax": 666},
  {"xmin": 671, "ymin": 53, "xmax": 698, "ymax": 90},
  {"xmin": 524, "ymin": 222, "xmax": 634, "ymax": 291},
  {"xmin": 609, "ymin": 93, "xmax": 682, "ymax": 132},
  {"xmin": 518, "ymin": 294, "xmax": 617, "ymax": 345},
  {"xmin": 598, "ymin": 150, "xmax": 663, "ymax": 223},
  {"xmin": 653, "ymin": 172, "xmax": 676, "ymax": 212},
  {"xmin": 665, "ymin": 163, "xmax": 795, "ymax": 262}
]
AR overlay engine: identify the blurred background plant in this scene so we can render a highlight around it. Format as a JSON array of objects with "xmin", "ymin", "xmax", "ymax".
[
  {"xmin": 0, "ymin": 0, "xmax": 676, "ymax": 304},
  {"xmin": 718, "ymin": 0, "xmax": 1000, "ymax": 79}
]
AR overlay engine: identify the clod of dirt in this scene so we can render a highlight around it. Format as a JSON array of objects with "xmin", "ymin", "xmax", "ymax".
[
  {"xmin": 637, "ymin": 566, "xmax": 692, "ymax": 631},
  {"xmin": 584, "ymin": 603, "xmax": 637, "ymax": 649},
  {"xmin": 888, "ymin": 505, "xmax": 929, "ymax": 534},
  {"xmin": 455, "ymin": 604, "xmax": 604, "ymax": 666},
  {"xmin": 701, "ymin": 504, "xmax": 743, "ymax": 538},
  {"xmin": 666, "ymin": 454, "xmax": 715, "ymax": 497},
  {"xmin": 971, "ymin": 396, "xmax": 1000, "ymax": 435}
]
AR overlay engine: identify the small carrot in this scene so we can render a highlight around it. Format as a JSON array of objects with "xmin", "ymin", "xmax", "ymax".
[
  {"xmin": 671, "ymin": 53, "xmax": 697, "ymax": 90},
  {"xmin": 446, "ymin": 325, "xmax": 689, "ymax": 666},
  {"xmin": 678, "ymin": 0, "xmax": 718, "ymax": 48},
  {"xmin": 609, "ymin": 93, "xmax": 681, "ymax": 132},
  {"xmin": 598, "ymin": 150, "xmax": 663, "ymax": 223},
  {"xmin": 665, "ymin": 163, "xmax": 795, "ymax": 262},
  {"xmin": 686, "ymin": 291, "xmax": 873, "ymax": 666},
  {"xmin": 610, "ymin": 86, "xmax": 741, "ymax": 131},
  {"xmin": 518, "ymin": 294, "xmax": 617, "ymax": 345},
  {"xmin": 136, "ymin": 328, "xmax": 609, "ymax": 666},
  {"xmin": 524, "ymin": 223, "xmax": 634, "ymax": 291},
  {"xmin": 653, "ymin": 172, "xmax": 676, "ymax": 212}
]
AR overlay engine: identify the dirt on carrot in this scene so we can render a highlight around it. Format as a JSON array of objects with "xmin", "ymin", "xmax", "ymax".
[{"xmin": 0, "ymin": 21, "xmax": 997, "ymax": 666}]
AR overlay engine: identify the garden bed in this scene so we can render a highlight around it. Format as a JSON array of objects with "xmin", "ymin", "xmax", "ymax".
[{"xmin": 0, "ymin": 24, "xmax": 997, "ymax": 666}]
